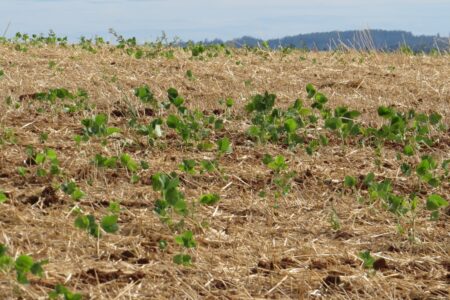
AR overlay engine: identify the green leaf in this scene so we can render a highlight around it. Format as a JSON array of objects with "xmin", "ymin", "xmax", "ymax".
[
  {"xmin": 36, "ymin": 168, "xmax": 46, "ymax": 177},
  {"xmin": 17, "ymin": 167, "xmax": 27, "ymax": 176},
  {"xmin": 262, "ymin": 154, "xmax": 273, "ymax": 165},
  {"xmin": 166, "ymin": 115, "xmax": 180, "ymax": 129},
  {"xmin": 106, "ymin": 127, "xmax": 120, "ymax": 136},
  {"xmin": 403, "ymin": 145, "xmax": 414, "ymax": 156},
  {"xmin": 94, "ymin": 114, "xmax": 108, "ymax": 126},
  {"xmin": 0, "ymin": 255, "xmax": 13, "ymax": 270},
  {"xmin": 49, "ymin": 284, "xmax": 82, "ymax": 300},
  {"xmin": 179, "ymin": 159, "xmax": 197, "ymax": 174},
  {"xmin": 284, "ymin": 118, "xmax": 297, "ymax": 133},
  {"xmin": 377, "ymin": 106, "xmax": 394, "ymax": 118},
  {"xmin": 306, "ymin": 83, "xmax": 316, "ymax": 98},
  {"xmin": 120, "ymin": 154, "xmax": 138, "ymax": 172},
  {"xmin": 314, "ymin": 93, "xmax": 328, "ymax": 104},
  {"xmin": 426, "ymin": 194, "xmax": 448, "ymax": 211},
  {"xmin": 173, "ymin": 198, "xmax": 188, "ymax": 216},
  {"xmin": 358, "ymin": 251, "xmax": 375, "ymax": 269},
  {"xmin": 108, "ymin": 201, "xmax": 121, "ymax": 215},
  {"xmin": 217, "ymin": 137, "xmax": 232, "ymax": 154},
  {"xmin": 74, "ymin": 215, "xmax": 89, "ymax": 230},
  {"xmin": 173, "ymin": 254, "xmax": 192, "ymax": 266},
  {"xmin": 30, "ymin": 260, "xmax": 48, "ymax": 277},
  {"xmin": 363, "ymin": 172, "xmax": 375, "ymax": 186},
  {"xmin": 200, "ymin": 160, "xmax": 216, "ymax": 173},
  {"xmin": 429, "ymin": 112, "xmax": 442, "ymax": 125},
  {"xmin": 324, "ymin": 117, "xmax": 341, "ymax": 130},
  {"xmin": 246, "ymin": 92, "xmax": 276, "ymax": 112},
  {"xmin": 167, "ymin": 87, "xmax": 179, "ymax": 102},
  {"xmin": 15, "ymin": 255, "xmax": 34, "ymax": 283},
  {"xmin": 0, "ymin": 244, "xmax": 7, "ymax": 257},
  {"xmin": 400, "ymin": 163, "xmax": 411, "ymax": 176},
  {"xmin": 100, "ymin": 215, "xmax": 119, "ymax": 233},
  {"xmin": 344, "ymin": 176, "xmax": 357, "ymax": 188},
  {"xmin": 45, "ymin": 149, "xmax": 58, "ymax": 161},
  {"xmin": 199, "ymin": 193, "xmax": 220, "ymax": 205},
  {"xmin": 61, "ymin": 181, "xmax": 76, "ymax": 195},
  {"xmin": 175, "ymin": 231, "xmax": 196, "ymax": 248},
  {"xmin": 267, "ymin": 155, "xmax": 287, "ymax": 171},
  {"xmin": 0, "ymin": 191, "xmax": 7, "ymax": 203},
  {"xmin": 35, "ymin": 153, "xmax": 46, "ymax": 164},
  {"xmin": 134, "ymin": 85, "xmax": 155, "ymax": 104},
  {"xmin": 225, "ymin": 98, "xmax": 234, "ymax": 108}
]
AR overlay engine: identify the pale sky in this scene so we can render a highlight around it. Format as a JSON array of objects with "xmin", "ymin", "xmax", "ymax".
[{"xmin": 0, "ymin": 0, "xmax": 449, "ymax": 41}]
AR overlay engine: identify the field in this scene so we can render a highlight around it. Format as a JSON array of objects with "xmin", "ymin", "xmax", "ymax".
[{"xmin": 0, "ymin": 38, "xmax": 449, "ymax": 299}]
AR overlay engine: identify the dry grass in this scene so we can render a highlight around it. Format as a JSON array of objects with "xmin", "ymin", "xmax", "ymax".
[{"xmin": 0, "ymin": 44, "xmax": 449, "ymax": 299}]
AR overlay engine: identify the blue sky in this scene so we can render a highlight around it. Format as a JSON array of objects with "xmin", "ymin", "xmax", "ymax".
[{"xmin": 0, "ymin": 0, "xmax": 449, "ymax": 41}]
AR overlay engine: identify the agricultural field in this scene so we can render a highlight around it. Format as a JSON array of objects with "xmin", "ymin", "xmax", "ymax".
[{"xmin": 0, "ymin": 35, "xmax": 449, "ymax": 299}]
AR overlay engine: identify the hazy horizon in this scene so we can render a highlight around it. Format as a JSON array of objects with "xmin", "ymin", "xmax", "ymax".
[{"xmin": 0, "ymin": 0, "xmax": 449, "ymax": 42}]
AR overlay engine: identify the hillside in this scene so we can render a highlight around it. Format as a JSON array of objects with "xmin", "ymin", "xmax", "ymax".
[
  {"xmin": 0, "ymin": 41, "xmax": 449, "ymax": 299},
  {"xmin": 220, "ymin": 30, "xmax": 449, "ymax": 52}
]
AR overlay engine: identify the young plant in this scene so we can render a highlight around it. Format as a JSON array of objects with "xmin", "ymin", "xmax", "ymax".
[
  {"xmin": 217, "ymin": 137, "xmax": 233, "ymax": 155},
  {"xmin": 0, "ymin": 190, "xmax": 7, "ymax": 203},
  {"xmin": 74, "ymin": 202, "xmax": 120, "ymax": 238},
  {"xmin": 134, "ymin": 85, "xmax": 156, "ymax": 106},
  {"xmin": 81, "ymin": 114, "xmax": 120, "ymax": 140},
  {"xmin": 262, "ymin": 154, "xmax": 296, "ymax": 201},
  {"xmin": 25, "ymin": 147, "xmax": 60, "ymax": 177},
  {"xmin": 426, "ymin": 194, "xmax": 448, "ymax": 220},
  {"xmin": 151, "ymin": 172, "xmax": 188, "ymax": 221},
  {"xmin": 358, "ymin": 250, "xmax": 375, "ymax": 269},
  {"xmin": 60, "ymin": 181, "xmax": 85, "ymax": 201},
  {"xmin": 173, "ymin": 230, "xmax": 196, "ymax": 266},
  {"xmin": 0, "ymin": 245, "xmax": 48, "ymax": 284},
  {"xmin": 49, "ymin": 284, "xmax": 82, "ymax": 300},
  {"xmin": 199, "ymin": 193, "xmax": 221, "ymax": 205}
]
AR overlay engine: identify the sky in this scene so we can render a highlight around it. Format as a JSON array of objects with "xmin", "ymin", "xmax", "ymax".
[{"xmin": 0, "ymin": 0, "xmax": 449, "ymax": 42}]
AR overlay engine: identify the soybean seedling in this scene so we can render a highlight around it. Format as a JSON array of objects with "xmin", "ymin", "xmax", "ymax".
[{"xmin": 0, "ymin": 244, "xmax": 48, "ymax": 284}]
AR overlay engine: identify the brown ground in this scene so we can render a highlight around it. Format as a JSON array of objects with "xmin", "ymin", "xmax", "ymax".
[{"xmin": 0, "ymin": 44, "xmax": 449, "ymax": 299}]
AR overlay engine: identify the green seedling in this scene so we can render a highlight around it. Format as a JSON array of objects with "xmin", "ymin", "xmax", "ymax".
[
  {"xmin": 173, "ymin": 254, "xmax": 192, "ymax": 266},
  {"xmin": 15, "ymin": 255, "xmax": 48, "ymax": 284},
  {"xmin": 92, "ymin": 154, "xmax": 118, "ymax": 168},
  {"xmin": 416, "ymin": 155, "xmax": 440, "ymax": 187},
  {"xmin": 25, "ymin": 147, "xmax": 60, "ymax": 177},
  {"xmin": 173, "ymin": 231, "xmax": 196, "ymax": 266},
  {"xmin": 74, "ymin": 203, "xmax": 120, "ymax": 237},
  {"xmin": 185, "ymin": 70, "xmax": 194, "ymax": 80},
  {"xmin": 74, "ymin": 213, "xmax": 100, "ymax": 238},
  {"xmin": 0, "ymin": 246, "xmax": 48, "ymax": 285},
  {"xmin": 217, "ymin": 137, "xmax": 233, "ymax": 155},
  {"xmin": 120, "ymin": 154, "xmax": 139, "ymax": 172},
  {"xmin": 179, "ymin": 159, "xmax": 197, "ymax": 174},
  {"xmin": 151, "ymin": 172, "xmax": 188, "ymax": 218},
  {"xmin": 134, "ymin": 85, "xmax": 156, "ymax": 106},
  {"xmin": 136, "ymin": 118, "xmax": 163, "ymax": 145},
  {"xmin": 426, "ymin": 194, "xmax": 448, "ymax": 220},
  {"xmin": 262, "ymin": 154, "xmax": 295, "ymax": 200},
  {"xmin": 0, "ymin": 191, "xmax": 7, "ymax": 203},
  {"xmin": 344, "ymin": 176, "xmax": 357, "ymax": 189},
  {"xmin": 199, "ymin": 159, "xmax": 218, "ymax": 174},
  {"xmin": 174, "ymin": 230, "xmax": 197, "ymax": 248},
  {"xmin": 49, "ymin": 284, "xmax": 82, "ymax": 300},
  {"xmin": 199, "ymin": 193, "xmax": 220, "ymax": 205},
  {"xmin": 81, "ymin": 114, "xmax": 120, "ymax": 139},
  {"xmin": 358, "ymin": 250, "xmax": 375, "ymax": 269},
  {"xmin": 61, "ymin": 181, "xmax": 85, "ymax": 201}
]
